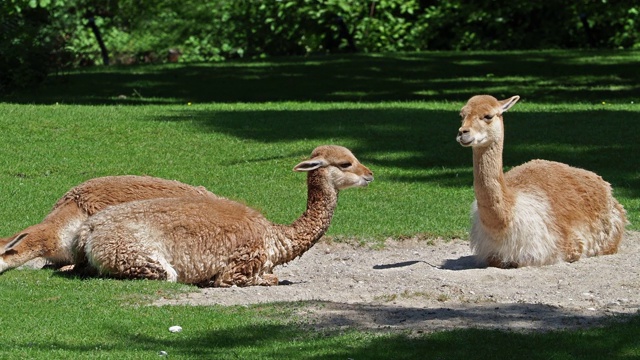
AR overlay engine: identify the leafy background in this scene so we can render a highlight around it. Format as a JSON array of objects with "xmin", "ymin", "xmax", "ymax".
[{"xmin": 2, "ymin": 0, "xmax": 639, "ymax": 93}]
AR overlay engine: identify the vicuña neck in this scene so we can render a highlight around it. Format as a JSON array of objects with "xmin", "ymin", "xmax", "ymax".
[
  {"xmin": 472, "ymin": 140, "xmax": 514, "ymax": 232},
  {"xmin": 274, "ymin": 170, "xmax": 338, "ymax": 265}
]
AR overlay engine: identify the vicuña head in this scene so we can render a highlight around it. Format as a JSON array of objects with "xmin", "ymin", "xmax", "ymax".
[
  {"xmin": 0, "ymin": 176, "xmax": 216, "ymax": 274},
  {"xmin": 457, "ymin": 94, "xmax": 626, "ymax": 268},
  {"xmin": 72, "ymin": 145, "xmax": 373, "ymax": 287}
]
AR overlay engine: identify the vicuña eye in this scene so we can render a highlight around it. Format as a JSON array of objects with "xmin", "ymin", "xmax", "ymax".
[
  {"xmin": 339, "ymin": 162, "xmax": 352, "ymax": 169},
  {"xmin": 483, "ymin": 114, "xmax": 494, "ymax": 121}
]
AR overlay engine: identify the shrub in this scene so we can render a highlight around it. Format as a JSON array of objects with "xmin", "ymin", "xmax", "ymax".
[{"xmin": 0, "ymin": 3, "xmax": 59, "ymax": 93}]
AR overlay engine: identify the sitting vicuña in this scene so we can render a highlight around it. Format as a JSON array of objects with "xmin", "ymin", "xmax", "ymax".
[
  {"xmin": 73, "ymin": 145, "xmax": 373, "ymax": 286},
  {"xmin": 456, "ymin": 95, "xmax": 626, "ymax": 268}
]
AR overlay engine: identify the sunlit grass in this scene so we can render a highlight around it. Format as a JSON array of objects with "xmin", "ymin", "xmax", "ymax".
[{"xmin": 1, "ymin": 99, "xmax": 638, "ymax": 239}]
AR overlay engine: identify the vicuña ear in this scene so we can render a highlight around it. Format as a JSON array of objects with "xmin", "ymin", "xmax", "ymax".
[
  {"xmin": 293, "ymin": 159, "xmax": 327, "ymax": 172},
  {"xmin": 499, "ymin": 95, "xmax": 520, "ymax": 114},
  {"xmin": 3, "ymin": 233, "xmax": 28, "ymax": 253}
]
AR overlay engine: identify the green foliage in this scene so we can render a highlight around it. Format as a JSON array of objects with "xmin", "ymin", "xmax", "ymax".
[
  {"xmin": 2, "ymin": 0, "xmax": 639, "ymax": 94},
  {"xmin": 608, "ymin": 6, "xmax": 640, "ymax": 49},
  {"xmin": 0, "ymin": 1, "xmax": 60, "ymax": 93}
]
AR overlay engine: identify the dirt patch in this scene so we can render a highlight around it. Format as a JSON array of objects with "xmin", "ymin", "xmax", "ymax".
[{"xmin": 154, "ymin": 231, "xmax": 640, "ymax": 333}]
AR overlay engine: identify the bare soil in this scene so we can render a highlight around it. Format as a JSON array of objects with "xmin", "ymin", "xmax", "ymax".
[{"xmin": 155, "ymin": 231, "xmax": 640, "ymax": 334}]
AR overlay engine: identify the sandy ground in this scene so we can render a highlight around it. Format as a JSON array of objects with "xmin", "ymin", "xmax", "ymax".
[{"xmin": 153, "ymin": 231, "xmax": 640, "ymax": 334}]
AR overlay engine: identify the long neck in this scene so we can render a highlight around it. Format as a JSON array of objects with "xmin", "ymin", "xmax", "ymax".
[
  {"xmin": 472, "ymin": 139, "xmax": 514, "ymax": 232},
  {"xmin": 273, "ymin": 169, "xmax": 338, "ymax": 265}
]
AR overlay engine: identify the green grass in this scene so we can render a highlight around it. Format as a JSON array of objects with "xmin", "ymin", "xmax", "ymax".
[
  {"xmin": 1, "ymin": 102, "xmax": 638, "ymax": 239},
  {"xmin": 0, "ymin": 269, "xmax": 639, "ymax": 360},
  {"xmin": 1, "ymin": 50, "xmax": 639, "ymax": 359}
]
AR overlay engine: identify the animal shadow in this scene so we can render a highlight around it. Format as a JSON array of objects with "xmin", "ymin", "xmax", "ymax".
[
  {"xmin": 372, "ymin": 260, "xmax": 427, "ymax": 270},
  {"xmin": 373, "ymin": 257, "xmax": 483, "ymax": 271},
  {"xmin": 439, "ymin": 255, "xmax": 484, "ymax": 270}
]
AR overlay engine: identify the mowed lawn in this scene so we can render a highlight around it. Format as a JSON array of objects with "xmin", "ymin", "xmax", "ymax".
[{"xmin": 0, "ymin": 50, "xmax": 638, "ymax": 359}]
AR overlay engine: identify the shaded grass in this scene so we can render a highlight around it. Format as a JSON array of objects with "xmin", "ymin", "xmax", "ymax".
[
  {"xmin": 0, "ymin": 269, "xmax": 638, "ymax": 360},
  {"xmin": 3, "ymin": 50, "xmax": 639, "ymax": 105}
]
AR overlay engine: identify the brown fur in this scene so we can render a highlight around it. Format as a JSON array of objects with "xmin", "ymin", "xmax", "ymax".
[
  {"xmin": 73, "ymin": 145, "xmax": 373, "ymax": 287},
  {"xmin": 457, "ymin": 95, "xmax": 626, "ymax": 267},
  {"xmin": 0, "ymin": 176, "xmax": 216, "ymax": 272},
  {"xmin": 505, "ymin": 160, "xmax": 623, "ymax": 261}
]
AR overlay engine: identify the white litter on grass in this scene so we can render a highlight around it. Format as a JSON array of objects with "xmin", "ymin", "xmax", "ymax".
[
  {"xmin": 159, "ymin": 350, "xmax": 168, "ymax": 356},
  {"xmin": 169, "ymin": 325, "xmax": 183, "ymax": 333}
]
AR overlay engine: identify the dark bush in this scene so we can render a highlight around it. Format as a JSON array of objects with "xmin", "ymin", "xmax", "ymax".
[{"xmin": 0, "ymin": 6, "xmax": 59, "ymax": 94}]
